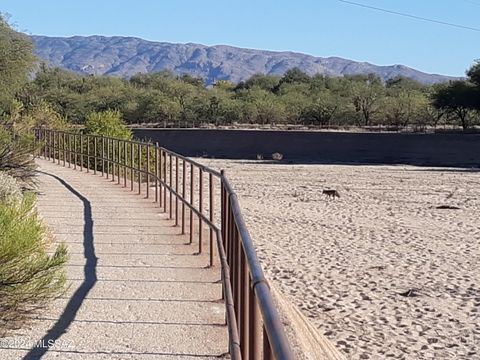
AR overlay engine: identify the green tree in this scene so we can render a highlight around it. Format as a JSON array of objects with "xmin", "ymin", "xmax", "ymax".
[
  {"xmin": 432, "ymin": 81, "xmax": 477, "ymax": 129},
  {"xmin": 466, "ymin": 61, "xmax": 480, "ymax": 111},
  {"xmin": 300, "ymin": 94, "xmax": 339, "ymax": 126},
  {"xmin": 84, "ymin": 110, "xmax": 132, "ymax": 139},
  {"xmin": 350, "ymin": 75, "xmax": 384, "ymax": 126},
  {"xmin": 382, "ymin": 90, "xmax": 427, "ymax": 128},
  {"xmin": 277, "ymin": 83, "xmax": 311, "ymax": 124},
  {"xmin": 466, "ymin": 60, "xmax": 480, "ymax": 86},
  {"xmin": 132, "ymin": 90, "xmax": 181, "ymax": 125},
  {"xmin": 279, "ymin": 68, "xmax": 310, "ymax": 85},
  {"xmin": 235, "ymin": 74, "xmax": 280, "ymax": 92},
  {"xmin": 0, "ymin": 15, "xmax": 36, "ymax": 113},
  {"xmin": 386, "ymin": 76, "xmax": 426, "ymax": 92}
]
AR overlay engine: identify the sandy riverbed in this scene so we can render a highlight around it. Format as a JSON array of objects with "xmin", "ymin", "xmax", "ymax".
[{"xmin": 199, "ymin": 159, "xmax": 480, "ymax": 359}]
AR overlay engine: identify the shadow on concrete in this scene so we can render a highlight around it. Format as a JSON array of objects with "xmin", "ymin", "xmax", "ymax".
[
  {"xmin": 34, "ymin": 318, "xmax": 225, "ymax": 327},
  {"xmin": 33, "ymin": 349, "xmax": 227, "ymax": 358},
  {"xmin": 23, "ymin": 171, "xmax": 97, "ymax": 360}
]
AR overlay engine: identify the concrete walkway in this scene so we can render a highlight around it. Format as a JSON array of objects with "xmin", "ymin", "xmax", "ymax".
[{"xmin": 1, "ymin": 159, "xmax": 228, "ymax": 360}]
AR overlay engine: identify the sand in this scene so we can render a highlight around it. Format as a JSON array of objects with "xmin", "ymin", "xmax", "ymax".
[{"xmin": 199, "ymin": 159, "xmax": 480, "ymax": 359}]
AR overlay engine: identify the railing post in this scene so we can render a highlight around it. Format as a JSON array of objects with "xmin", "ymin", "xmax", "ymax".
[
  {"xmin": 199, "ymin": 168, "xmax": 203, "ymax": 254},
  {"xmin": 117, "ymin": 140, "xmax": 121, "ymax": 185},
  {"xmin": 169, "ymin": 154, "xmax": 173, "ymax": 220},
  {"xmin": 52, "ymin": 131, "xmax": 55, "ymax": 162},
  {"xmin": 44, "ymin": 130, "xmax": 48, "ymax": 160},
  {"xmin": 57, "ymin": 131, "xmax": 60, "ymax": 164},
  {"xmin": 86, "ymin": 135, "xmax": 90, "ymax": 173},
  {"xmin": 209, "ymin": 172, "xmax": 214, "ymax": 267},
  {"xmin": 74, "ymin": 134, "xmax": 77, "ymax": 169},
  {"xmin": 42, "ymin": 129, "xmax": 45, "ymax": 159},
  {"xmin": 181, "ymin": 159, "xmax": 186, "ymax": 235},
  {"xmin": 228, "ymin": 207, "xmax": 234, "ymax": 281},
  {"xmin": 112, "ymin": 139, "xmax": 115, "ymax": 182},
  {"xmin": 93, "ymin": 136, "xmax": 97, "ymax": 175},
  {"xmin": 46, "ymin": 129, "xmax": 49, "ymax": 159},
  {"xmin": 220, "ymin": 175, "xmax": 226, "ymax": 301},
  {"xmin": 175, "ymin": 156, "xmax": 179, "ymax": 226},
  {"xmin": 124, "ymin": 141, "xmax": 128, "ymax": 187},
  {"xmin": 138, "ymin": 143, "xmax": 142, "ymax": 194},
  {"xmin": 52, "ymin": 132, "xmax": 57, "ymax": 164},
  {"xmin": 189, "ymin": 163, "xmax": 194, "ymax": 244},
  {"xmin": 105, "ymin": 138, "xmax": 110, "ymax": 180},
  {"xmin": 159, "ymin": 149, "xmax": 163, "ymax": 207},
  {"xmin": 80, "ymin": 135, "xmax": 83, "ymax": 171},
  {"xmin": 68, "ymin": 134, "xmax": 72, "ymax": 167},
  {"xmin": 154, "ymin": 143, "xmax": 159, "ymax": 202},
  {"xmin": 249, "ymin": 277, "xmax": 260, "ymax": 359},
  {"xmin": 263, "ymin": 327, "xmax": 274, "ymax": 360},
  {"xmin": 101, "ymin": 137, "xmax": 105, "ymax": 176},
  {"xmin": 42, "ymin": 129, "xmax": 45, "ymax": 158},
  {"xmin": 163, "ymin": 151, "xmax": 167, "ymax": 213},
  {"xmin": 241, "ymin": 247, "xmax": 249, "ymax": 359},
  {"xmin": 58, "ymin": 131, "xmax": 61, "ymax": 164},
  {"xmin": 62, "ymin": 132, "xmax": 66, "ymax": 166},
  {"xmin": 57, "ymin": 130, "xmax": 60, "ymax": 163},
  {"xmin": 130, "ymin": 142, "xmax": 134, "ymax": 191},
  {"xmin": 52, "ymin": 131, "xmax": 55, "ymax": 163},
  {"xmin": 233, "ymin": 226, "xmax": 240, "ymax": 330},
  {"xmin": 146, "ymin": 144, "xmax": 150, "ymax": 198},
  {"xmin": 44, "ymin": 129, "xmax": 47, "ymax": 158}
]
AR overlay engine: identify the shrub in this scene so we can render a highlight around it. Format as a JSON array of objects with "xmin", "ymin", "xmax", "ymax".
[
  {"xmin": 0, "ymin": 172, "xmax": 22, "ymax": 204},
  {"xmin": 272, "ymin": 152, "xmax": 284, "ymax": 161},
  {"xmin": 0, "ymin": 127, "xmax": 12, "ymax": 149},
  {"xmin": 0, "ymin": 130, "xmax": 36, "ymax": 185},
  {"xmin": 85, "ymin": 110, "xmax": 132, "ymax": 139},
  {"xmin": 0, "ymin": 192, "xmax": 67, "ymax": 336},
  {"xmin": 22, "ymin": 101, "xmax": 67, "ymax": 131}
]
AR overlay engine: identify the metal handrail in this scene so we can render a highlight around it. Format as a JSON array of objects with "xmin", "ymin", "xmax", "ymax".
[{"xmin": 35, "ymin": 128, "xmax": 294, "ymax": 360}]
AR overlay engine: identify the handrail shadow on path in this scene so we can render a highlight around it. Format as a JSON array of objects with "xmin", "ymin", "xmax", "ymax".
[{"xmin": 23, "ymin": 171, "xmax": 97, "ymax": 360}]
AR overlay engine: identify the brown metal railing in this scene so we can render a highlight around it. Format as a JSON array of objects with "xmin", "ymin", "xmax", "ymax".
[{"xmin": 35, "ymin": 128, "xmax": 294, "ymax": 360}]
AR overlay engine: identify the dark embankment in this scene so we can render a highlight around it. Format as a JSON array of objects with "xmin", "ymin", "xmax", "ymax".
[{"xmin": 133, "ymin": 129, "xmax": 480, "ymax": 167}]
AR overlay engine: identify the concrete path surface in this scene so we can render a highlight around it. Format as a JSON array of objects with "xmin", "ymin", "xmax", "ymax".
[{"xmin": 0, "ymin": 158, "xmax": 228, "ymax": 360}]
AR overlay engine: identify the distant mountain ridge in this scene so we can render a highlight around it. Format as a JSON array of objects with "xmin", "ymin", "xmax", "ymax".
[{"xmin": 31, "ymin": 35, "xmax": 457, "ymax": 85}]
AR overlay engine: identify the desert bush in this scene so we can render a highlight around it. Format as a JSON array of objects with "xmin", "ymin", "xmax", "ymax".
[
  {"xmin": 80, "ymin": 110, "xmax": 132, "ymax": 173},
  {"xmin": 22, "ymin": 101, "xmax": 67, "ymax": 131},
  {"xmin": 272, "ymin": 152, "xmax": 284, "ymax": 161},
  {"xmin": 0, "ymin": 129, "xmax": 36, "ymax": 185},
  {"xmin": 0, "ymin": 127, "xmax": 13, "ymax": 149},
  {"xmin": 84, "ymin": 110, "xmax": 132, "ymax": 140},
  {"xmin": 0, "ymin": 192, "xmax": 67, "ymax": 336},
  {"xmin": 0, "ymin": 172, "xmax": 22, "ymax": 203}
]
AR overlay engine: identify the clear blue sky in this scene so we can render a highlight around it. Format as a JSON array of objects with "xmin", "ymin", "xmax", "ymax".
[{"xmin": 2, "ymin": 0, "xmax": 478, "ymax": 76}]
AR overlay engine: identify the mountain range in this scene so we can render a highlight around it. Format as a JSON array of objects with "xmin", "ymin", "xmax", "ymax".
[{"xmin": 31, "ymin": 35, "xmax": 457, "ymax": 85}]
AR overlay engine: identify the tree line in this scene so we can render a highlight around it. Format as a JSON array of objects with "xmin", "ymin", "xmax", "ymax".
[{"xmin": 1, "ymin": 14, "xmax": 480, "ymax": 131}]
